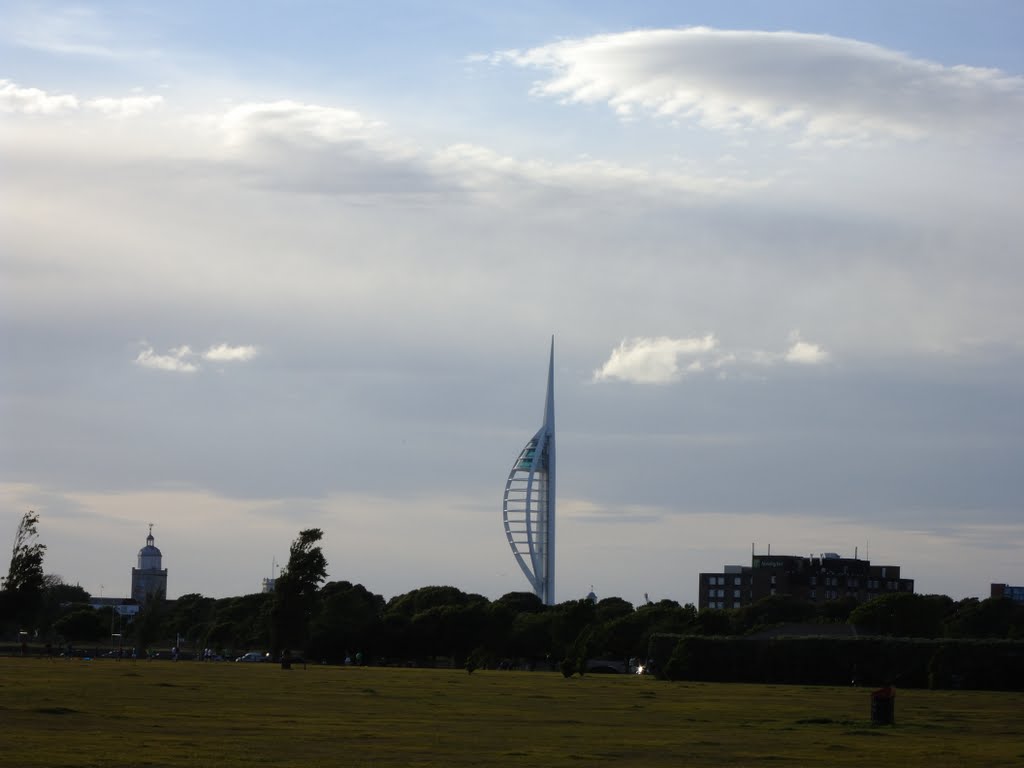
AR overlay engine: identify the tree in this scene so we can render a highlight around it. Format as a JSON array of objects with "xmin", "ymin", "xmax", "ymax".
[
  {"xmin": 3, "ymin": 511, "xmax": 47, "ymax": 630},
  {"xmin": 548, "ymin": 599, "xmax": 597, "ymax": 661},
  {"xmin": 732, "ymin": 595, "xmax": 817, "ymax": 634},
  {"xmin": 307, "ymin": 581, "xmax": 384, "ymax": 662},
  {"xmin": 848, "ymin": 593, "xmax": 953, "ymax": 638},
  {"xmin": 595, "ymin": 596, "xmax": 635, "ymax": 625},
  {"xmin": 385, "ymin": 585, "xmax": 476, "ymax": 617},
  {"xmin": 945, "ymin": 597, "xmax": 1024, "ymax": 639},
  {"xmin": 54, "ymin": 608, "xmax": 108, "ymax": 642},
  {"xmin": 208, "ymin": 592, "xmax": 274, "ymax": 653},
  {"xmin": 37, "ymin": 575, "xmax": 91, "ymax": 636},
  {"xmin": 271, "ymin": 528, "xmax": 328, "ymax": 654},
  {"xmin": 492, "ymin": 591, "xmax": 545, "ymax": 615},
  {"xmin": 168, "ymin": 593, "xmax": 217, "ymax": 650},
  {"xmin": 42, "ymin": 575, "xmax": 90, "ymax": 605}
]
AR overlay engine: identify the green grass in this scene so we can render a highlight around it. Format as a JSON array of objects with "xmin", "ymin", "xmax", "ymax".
[{"xmin": 1, "ymin": 659, "xmax": 1022, "ymax": 767}]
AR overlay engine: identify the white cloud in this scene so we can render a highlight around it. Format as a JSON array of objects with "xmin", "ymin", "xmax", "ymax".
[
  {"xmin": 595, "ymin": 333, "xmax": 831, "ymax": 383},
  {"xmin": 204, "ymin": 344, "xmax": 258, "ymax": 362},
  {"xmin": 499, "ymin": 27, "xmax": 1024, "ymax": 142},
  {"xmin": 87, "ymin": 94, "xmax": 163, "ymax": 118},
  {"xmin": 0, "ymin": 79, "xmax": 79, "ymax": 114},
  {"xmin": 431, "ymin": 142, "xmax": 766, "ymax": 198},
  {"xmin": 785, "ymin": 331, "xmax": 829, "ymax": 364},
  {"xmin": 3, "ymin": 5, "xmax": 141, "ymax": 59},
  {"xmin": 785, "ymin": 340, "xmax": 828, "ymax": 364},
  {"xmin": 1, "ymin": 79, "xmax": 161, "ymax": 118},
  {"xmin": 216, "ymin": 100, "xmax": 392, "ymax": 151},
  {"xmin": 594, "ymin": 335, "xmax": 718, "ymax": 384},
  {"xmin": 134, "ymin": 345, "xmax": 198, "ymax": 373},
  {"xmin": 2, "ymin": 80, "xmax": 767, "ymax": 202},
  {"xmin": 133, "ymin": 343, "xmax": 258, "ymax": 370}
]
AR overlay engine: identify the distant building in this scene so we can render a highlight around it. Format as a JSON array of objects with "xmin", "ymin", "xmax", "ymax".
[
  {"xmin": 261, "ymin": 577, "xmax": 276, "ymax": 594},
  {"xmin": 131, "ymin": 525, "xmax": 168, "ymax": 604},
  {"xmin": 699, "ymin": 551, "xmax": 914, "ymax": 610},
  {"xmin": 991, "ymin": 584, "xmax": 1024, "ymax": 603},
  {"xmin": 88, "ymin": 597, "xmax": 140, "ymax": 617}
]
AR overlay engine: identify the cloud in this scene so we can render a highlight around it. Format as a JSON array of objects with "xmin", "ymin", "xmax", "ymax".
[
  {"xmin": 594, "ymin": 333, "xmax": 830, "ymax": 383},
  {"xmin": 498, "ymin": 27, "xmax": 1024, "ymax": 142},
  {"xmin": 593, "ymin": 335, "xmax": 718, "ymax": 384},
  {"xmin": 1, "ymin": 79, "xmax": 161, "ymax": 118},
  {"xmin": 210, "ymin": 100, "xmax": 764, "ymax": 201},
  {"xmin": 430, "ymin": 143, "xmax": 767, "ymax": 198},
  {"xmin": 785, "ymin": 339, "xmax": 829, "ymax": 365},
  {"xmin": 2, "ymin": 80, "xmax": 766, "ymax": 202},
  {"xmin": 133, "ymin": 343, "xmax": 259, "ymax": 371},
  {"xmin": 87, "ymin": 95, "xmax": 163, "ymax": 118},
  {"xmin": 217, "ymin": 100, "xmax": 390, "ymax": 149},
  {"xmin": 3, "ymin": 5, "xmax": 138, "ymax": 59},
  {"xmin": 204, "ymin": 344, "xmax": 258, "ymax": 362},
  {"xmin": 134, "ymin": 345, "xmax": 198, "ymax": 373},
  {"xmin": 0, "ymin": 79, "xmax": 79, "ymax": 114}
]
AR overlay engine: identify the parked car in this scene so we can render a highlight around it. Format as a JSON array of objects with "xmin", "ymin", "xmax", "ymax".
[{"xmin": 235, "ymin": 652, "xmax": 267, "ymax": 663}]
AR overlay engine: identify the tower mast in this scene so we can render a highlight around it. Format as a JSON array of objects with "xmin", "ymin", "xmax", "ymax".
[{"xmin": 502, "ymin": 337, "xmax": 557, "ymax": 605}]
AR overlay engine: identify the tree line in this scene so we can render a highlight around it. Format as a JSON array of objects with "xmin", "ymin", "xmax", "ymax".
[{"xmin": 4, "ymin": 514, "xmax": 1023, "ymax": 674}]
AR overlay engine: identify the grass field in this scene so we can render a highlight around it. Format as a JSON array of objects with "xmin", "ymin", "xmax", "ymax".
[{"xmin": 1, "ymin": 658, "xmax": 1022, "ymax": 767}]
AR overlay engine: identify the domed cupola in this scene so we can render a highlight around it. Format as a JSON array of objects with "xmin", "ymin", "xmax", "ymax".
[
  {"xmin": 131, "ymin": 524, "xmax": 168, "ymax": 604},
  {"xmin": 137, "ymin": 525, "xmax": 163, "ymax": 570}
]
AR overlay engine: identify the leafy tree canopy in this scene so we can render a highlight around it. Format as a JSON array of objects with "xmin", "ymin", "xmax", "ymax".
[
  {"xmin": 386, "ymin": 585, "xmax": 482, "ymax": 617},
  {"xmin": 3, "ymin": 511, "xmax": 47, "ymax": 629},
  {"xmin": 5, "ymin": 511, "xmax": 46, "ymax": 595},
  {"xmin": 848, "ymin": 592, "xmax": 953, "ymax": 638},
  {"xmin": 278, "ymin": 528, "xmax": 328, "ymax": 596}
]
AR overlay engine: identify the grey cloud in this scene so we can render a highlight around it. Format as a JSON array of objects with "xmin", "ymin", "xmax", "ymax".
[{"xmin": 566, "ymin": 357, "xmax": 1024, "ymax": 527}]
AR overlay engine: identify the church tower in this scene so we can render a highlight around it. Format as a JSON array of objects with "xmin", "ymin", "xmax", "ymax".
[{"xmin": 131, "ymin": 525, "xmax": 168, "ymax": 604}]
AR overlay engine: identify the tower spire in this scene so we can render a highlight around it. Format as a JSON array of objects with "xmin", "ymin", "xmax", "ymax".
[
  {"xmin": 543, "ymin": 336, "xmax": 555, "ymax": 430},
  {"xmin": 502, "ymin": 339, "xmax": 557, "ymax": 605}
]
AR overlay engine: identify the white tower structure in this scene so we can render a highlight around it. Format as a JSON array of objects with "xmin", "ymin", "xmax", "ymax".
[
  {"xmin": 502, "ymin": 339, "xmax": 556, "ymax": 605},
  {"xmin": 131, "ymin": 524, "xmax": 168, "ymax": 604}
]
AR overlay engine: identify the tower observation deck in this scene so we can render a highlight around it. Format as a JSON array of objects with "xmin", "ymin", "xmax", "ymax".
[{"xmin": 502, "ymin": 339, "xmax": 556, "ymax": 605}]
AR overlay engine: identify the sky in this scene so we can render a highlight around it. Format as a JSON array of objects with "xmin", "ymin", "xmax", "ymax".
[{"xmin": 2, "ymin": 1, "xmax": 1022, "ymax": 607}]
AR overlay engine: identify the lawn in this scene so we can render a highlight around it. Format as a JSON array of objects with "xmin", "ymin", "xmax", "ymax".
[{"xmin": 1, "ymin": 658, "xmax": 1022, "ymax": 767}]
